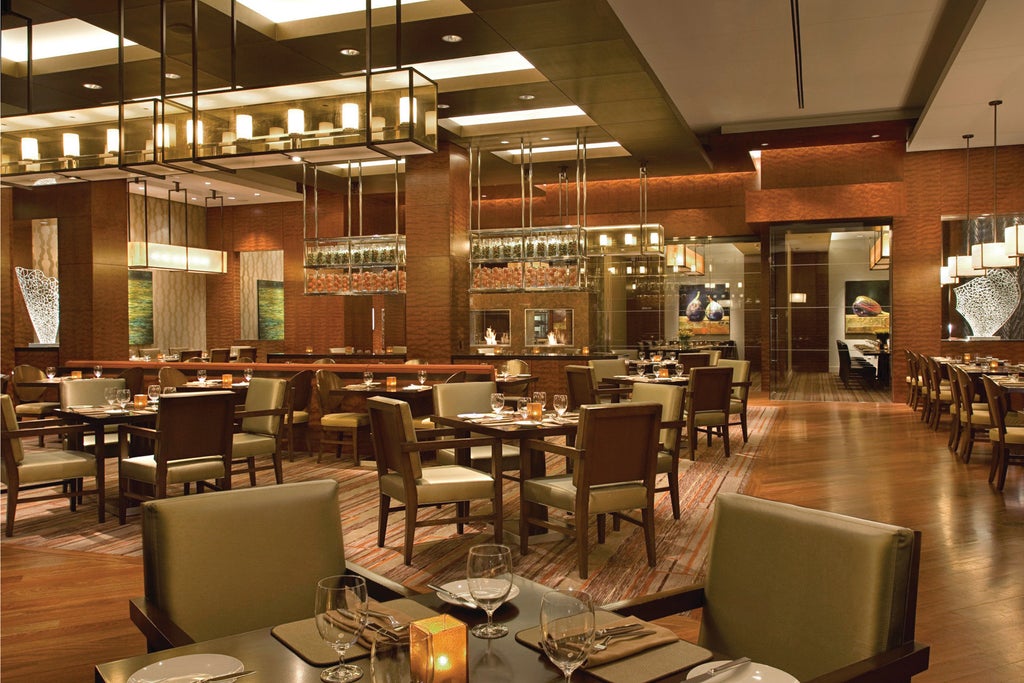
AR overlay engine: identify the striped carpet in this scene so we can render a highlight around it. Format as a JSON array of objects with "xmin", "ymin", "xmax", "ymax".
[{"xmin": 1, "ymin": 405, "xmax": 777, "ymax": 605}]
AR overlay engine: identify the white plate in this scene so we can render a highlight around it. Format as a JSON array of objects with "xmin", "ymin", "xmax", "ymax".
[
  {"xmin": 104, "ymin": 409, "xmax": 128, "ymax": 414},
  {"xmin": 686, "ymin": 660, "xmax": 797, "ymax": 682},
  {"xmin": 457, "ymin": 413, "xmax": 488, "ymax": 419},
  {"xmin": 436, "ymin": 580, "xmax": 519, "ymax": 607},
  {"xmin": 127, "ymin": 654, "xmax": 244, "ymax": 683}
]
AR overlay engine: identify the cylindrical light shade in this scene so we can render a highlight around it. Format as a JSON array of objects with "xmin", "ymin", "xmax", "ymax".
[
  {"xmin": 399, "ymin": 96, "xmax": 417, "ymax": 125},
  {"xmin": 62, "ymin": 133, "xmax": 80, "ymax": 157},
  {"xmin": 235, "ymin": 114, "xmax": 253, "ymax": 140},
  {"xmin": 106, "ymin": 128, "xmax": 120, "ymax": 153},
  {"xmin": 155, "ymin": 124, "xmax": 174, "ymax": 148},
  {"xmin": 425, "ymin": 110, "xmax": 437, "ymax": 137},
  {"xmin": 624, "ymin": 233, "xmax": 637, "ymax": 246},
  {"xmin": 21, "ymin": 137, "xmax": 40, "ymax": 160},
  {"xmin": 1004, "ymin": 224, "xmax": 1024, "ymax": 257},
  {"xmin": 287, "ymin": 108, "xmax": 305, "ymax": 134},
  {"xmin": 948, "ymin": 255, "xmax": 983, "ymax": 278},
  {"xmin": 186, "ymin": 119, "xmax": 204, "ymax": 145},
  {"xmin": 970, "ymin": 241, "xmax": 1015, "ymax": 270},
  {"xmin": 341, "ymin": 102, "xmax": 360, "ymax": 131},
  {"xmin": 939, "ymin": 266, "xmax": 958, "ymax": 285}
]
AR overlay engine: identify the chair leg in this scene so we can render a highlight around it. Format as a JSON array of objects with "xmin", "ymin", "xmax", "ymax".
[
  {"xmin": 519, "ymin": 508, "xmax": 530, "ymax": 556},
  {"xmin": 377, "ymin": 495, "xmax": 390, "ymax": 547},
  {"xmin": 247, "ymin": 457, "xmax": 257, "ymax": 487},
  {"xmin": 5, "ymin": 484, "xmax": 18, "ymax": 537},
  {"xmin": 722, "ymin": 426, "xmax": 731, "ymax": 457},
  {"xmin": 576, "ymin": 512, "xmax": 590, "ymax": 580},
  {"xmin": 668, "ymin": 472, "xmax": 680, "ymax": 520},
  {"xmin": 988, "ymin": 443, "xmax": 1002, "ymax": 483},
  {"xmin": 597, "ymin": 514, "xmax": 606, "ymax": 543},
  {"xmin": 689, "ymin": 426, "xmax": 697, "ymax": 461},
  {"xmin": 272, "ymin": 451, "xmax": 284, "ymax": 485},
  {"xmin": 350, "ymin": 427, "xmax": 360, "ymax": 467},
  {"xmin": 740, "ymin": 412, "xmax": 748, "ymax": 443},
  {"xmin": 403, "ymin": 506, "xmax": 416, "ymax": 565},
  {"xmin": 642, "ymin": 507, "xmax": 657, "ymax": 568},
  {"xmin": 117, "ymin": 476, "xmax": 128, "ymax": 525}
]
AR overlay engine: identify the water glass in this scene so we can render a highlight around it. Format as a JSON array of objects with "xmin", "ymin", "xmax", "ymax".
[
  {"xmin": 104, "ymin": 387, "xmax": 119, "ymax": 408},
  {"xmin": 93, "ymin": 364, "xmax": 103, "ymax": 378},
  {"xmin": 364, "ymin": 370, "xmax": 374, "ymax": 386},
  {"xmin": 532, "ymin": 391, "xmax": 547, "ymax": 411},
  {"xmin": 490, "ymin": 392, "xmax": 505, "ymax": 415},
  {"xmin": 147, "ymin": 384, "xmax": 161, "ymax": 405},
  {"xmin": 540, "ymin": 589, "xmax": 595, "ymax": 682},
  {"xmin": 467, "ymin": 544, "xmax": 514, "ymax": 639},
  {"xmin": 116, "ymin": 389, "xmax": 132, "ymax": 412},
  {"xmin": 370, "ymin": 629, "xmax": 433, "ymax": 683},
  {"xmin": 517, "ymin": 397, "xmax": 529, "ymax": 419},
  {"xmin": 315, "ymin": 575, "xmax": 368, "ymax": 683},
  {"xmin": 675, "ymin": 363, "xmax": 686, "ymax": 378},
  {"xmin": 196, "ymin": 369, "xmax": 207, "ymax": 383},
  {"xmin": 45, "ymin": 366, "xmax": 56, "ymax": 379},
  {"xmin": 553, "ymin": 394, "xmax": 568, "ymax": 416},
  {"xmin": 243, "ymin": 367, "xmax": 254, "ymax": 382},
  {"xmin": 635, "ymin": 361, "xmax": 646, "ymax": 378},
  {"xmin": 417, "ymin": 370, "xmax": 428, "ymax": 386}
]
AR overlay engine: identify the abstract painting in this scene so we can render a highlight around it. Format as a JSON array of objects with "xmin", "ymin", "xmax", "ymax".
[
  {"xmin": 257, "ymin": 279, "xmax": 284, "ymax": 340},
  {"xmin": 128, "ymin": 270, "xmax": 154, "ymax": 345}
]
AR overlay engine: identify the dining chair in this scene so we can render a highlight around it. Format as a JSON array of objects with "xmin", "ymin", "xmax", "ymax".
[
  {"xmin": 675, "ymin": 353, "xmax": 712, "ymax": 372},
  {"xmin": 118, "ymin": 366, "xmax": 146, "ymax": 398},
  {"xmin": 588, "ymin": 358, "xmax": 628, "ymax": 389},
  {"xmin": 923, "ymin": 356, "xmax": 952, "ymax": 431},
  {"xmin": 208, "ymin": 348, "xmax": 231, "ymax": 363},
  {"xmin": 175, "ymin": 350, "xmax": 203, "ymax": 362},
  {"xmin": 684, "ymin": 366, "xmax": 734, "ymax": 459},
  {"xmin": 717, "ymin": 359, "xmax": 752, "ymax": 443},
  {"xmin": 312, "ymin": 357, "xmax": 337, "ymax": 364},
  {"xmin": 904, "ymin": 349, "xmax": 921, "ymax": 409},
  {"xmin": 230, "ymin": 346, "xmax": 257, "ymax": 362},
  {"xmin": 116, "ymin": 391, "xmax": 235, "ymax": 524},
  {"xmin": 630, "ymin": 383, "xmax": 688, "ymax": 519},
  {"xmin": 139, "ymin": 347, "xmax": 161, "ymax": 359},
  {"xmin": 315, "ymin": 369, "xmax": 368, "ymax": 465},
  {"xmin": 519, "ymin": 401, "xmax": 662, "ymax": 579},
  {"xmin": 496, "ymin": 376, "xmax": 533, "ymax": 398},
  {"xmin": 231, "ymin": 377, "xmax": 289, "ymax": 486},
  {"xmin": 1, "ymin": 394, "xmax": 100, "ymax": 537},
  {"xmin": 366, "ymin": 396, "xmax": 504, "ymax": 565},
  {"xmin": 59, "ymin": 377, "xmax": 128, "ymax": 454},
  {"xmin": 131, "ymin": 480, "xmax": 407, "ymax": 651},
  {"xmin": 564, "ymin": 364, "xmax": 630, "ymax": 410},
  {"xmin": 158, "ymin": 366, "xmax": 188, "ymax": 391},
  {"xmin": 505, "ymin": 359, "xmax": 529, "ymax": 375},
  {"xmin": 431, "ymin": 381, "xmax": 520, "ymax": 473},
  {"xmin": 605, "ymin": 493, "xmax": 927, "ymax": 683},
  {"xmin": 282, "ymin": 370, "xmax": 313, "ymax": 460},
  {"xmin": 10, "ymin": 365, "xmax": 60, "ymax": 431},
  {"xmin": 444, "ymin": 370, "xmax": 467, "ymax": 383},
  {"xmin": 982, "ymin": 376, "xmax": 1024, "ymax": 491},
  {"xmin": 950, "ymin": 364, "xmax": 989, "ymax": 461}
]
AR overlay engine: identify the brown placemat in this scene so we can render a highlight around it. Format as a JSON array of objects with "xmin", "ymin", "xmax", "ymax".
[
  {"xmin": 515, "ymin": 610, "xmax": 713, "ymax": 683},
  {"xmin": 272, "ymin": 598, "xmax": 439, "ymax": 666}
]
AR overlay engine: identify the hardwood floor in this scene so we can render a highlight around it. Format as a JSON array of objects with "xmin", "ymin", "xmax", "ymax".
[{"xmin": 1, "ymin": 395, "xmax": 1021, "ymax": 682}]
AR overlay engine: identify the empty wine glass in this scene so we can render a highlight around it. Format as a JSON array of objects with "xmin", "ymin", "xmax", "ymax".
[
  {"xmin": 675, "ymin": 363, "xmax": 686, "ymax": 378},
  {"xmin": 532, "ymin": 391, "xmax": 547, "ymax": 411},
  {"xmin": 467, "ymin": 544, "xmax": 514, "ymax": 639},
  {"xmin": 93, "ymin": 364, "xmax": 103, "ymax": 378},
  {"xmin": 370, "ymin": 629, "xmax": 433, "ymax": 683},
  {"xmin": 243, "ymin": 367, "xmax": 254, "ymax": 382},
  {"xmin": 635, "ymin": 361, "xmax": 646, "ymax": 378},
  {"xmin": 417, "ymin": 370, "xmax": 427, "ymax": 386},
  {"xmin": 196, "ymin": 368, "xmax": 207, "ymax": 384},
  {"xmin": 45, "ymin": 366, "xmax": 56, "ymax": 379},
  {"xmin": 116, "ymin": 389, "xmax": 132, "ymax": 412},
  {"xmin": 104, "ymin": 387, "xmax": 119, "ymax": 408},
  {"xmin": 490, "ymin": 392, "xmax": 505, "ymax": 415},
  {"xmin": 540, "ymin": 589, "xmax": 595, "ymax": 682},
  {"xmin": 516, "ymin": 397, "xmax": 529, "ymax": 419},
  {"xmin": 147, "ymin": 384, "xmax": 161, "ymax": 405},
  {"xmin": 553, "ymin": 394, "xmax": 568, "ymax": 417},
  {"xmin": 315, "ymin": 574, "xmax": 368, "ymax": 683},
  {"xmin": 364, "ymin": 370, "xmax": 374, "ymax": 387}
]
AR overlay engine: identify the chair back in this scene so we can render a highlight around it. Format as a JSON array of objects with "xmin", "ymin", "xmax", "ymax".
[
  {"xmin": 433, "ymin": 381, "xmax": 498, "ymax": 416},
  {"xmin": 241, "ymin": 377, "xmax": 288, "ymax": 436},
  {"xmin": 312, "ymin": 357, "xmax": 337, "ymax": 364},
  {"xmin": 287, "ymin": 370, "xmax": 314, "ymax": 413},
  {"xmin": 706, "ymin": 349, "xmax": 722, "ymax": 365},
  {"xmin": 118, "ymin": 367, "xmax": 146, "ymax": 397},
  {"xmin": 630, "ymin": 383, "xmax": 684, "ymax": 454},
  {"xmin": 366, "ymin": 396, "xmax": 423, "ymax": 480},
  {"xmin": 565, "ymin": 364, "xmax": 597, "ymax": 409},
  {"xmin": 676, "ymin": 353, "xmax": 711, "ymax": 372},
  {"xmin": 588, "ymin": 359, "xmax": 627, "ymax": 387},
  {"xmin": 141, "ymin": 480, "xmax": 347, "ymax": 643},
  {"xmin": 175, "ymin": 349, "xmax": 203, "ymax": 362},
  {"xmin": 140, "ymin": 347, "xmax": 161, "ymax": 359},
  {"xmin": 1, "ymin": 395, "xmax": 26, "ymax": 463},
  {"xmin": 444, "ymin": 370, "xmax": 467, "ymax": 383},
  {"xmin": 687, "ymin": 366, "xmax": 733, "ymax": 415},
  {"xmin": 158, "ymin": 366, "xmax": 188, "ymax": 390},
  {"xmin": 506, "ymin": 359, "xmax": 529, "ymax": 375},
  {"xmin": 498, "ymin": 377, "xmax": 533, "ymax": 398},
  {"xmin": 231, "ymin": 346, "xmax": 257, "ymax": 362},
  {"xmin": 316, "ymin": 369, "xmax": 344, "ymax": 413},
  {"xmin": 924, "ymin": 356, "xmax": 945, "ymax": 397},
  {"xmin": 59, "ymin": 377, "xmax": 127, "ymax": 409},
  {"xmin": 573, "ymin": 402, "xmax": 661, "ymax": 487},
  {"xmin": 716, "ymin": 359, "xmax": 751, "ymax": 401},
  {"xmin": 982, "ymin": 375, "xmax": 1009, "ymax": 435},
  {"xmin": 153, "ymin": 391, "xmax": 235, "ymax": 465},
  {"xmin": 208, "ymin": 348, "xmax": 231, "ymax": 363},
  {"xmin": 11, "ymin": 364, "xmax": 49, "ymax": 403},
  {"xmin": 837, "ymin": 341, "xmax": 853, "ymax": 384},
  {"xmin": 700, "ymin": 493, "xmax": 920, "ymax": 681}
]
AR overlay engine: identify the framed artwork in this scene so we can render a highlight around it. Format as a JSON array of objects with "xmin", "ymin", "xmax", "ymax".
[
  {"xmin": 844, "ymin": 280, "xmax": 890, "ymax": 334},
  {"xmin": 128, "ymin": 270, "xmax": 154, "ymax": 345},
  {"xmin": 257, "ymin": 279, "xmax": 285, "ymax": 340},
  {"xmin": 679, "ymin": 284, "xmax": 730, "ymax": 335}
]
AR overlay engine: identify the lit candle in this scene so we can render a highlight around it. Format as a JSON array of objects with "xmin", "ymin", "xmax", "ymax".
[
  {"xmin": 990, "ymin": 360, "xmax": 999, "ymax": 371},
  {"xmin": 527, "ymin": 402, "xmax": 543, "ymax": 421},
  {"xmin": 386, "ymin": 376, "xmax": 398, "ymax": 390},
  {"xmin": 133, "ymin": 394, "xmax": 147, "ymax": 410},
  {"xmin": 222, "ymin": 374, "xmax": 233, "ymax": 385},
  {"xmin": 410, "ymin": 615, "xmax": 467, "ymax": 683},
  {"xmin": 963, "ymin": 353, "xmax": 972, "ymax": 363},
  {"xmin": 70, "ymin": 370, "xmax": 82, "ymax": 379}
]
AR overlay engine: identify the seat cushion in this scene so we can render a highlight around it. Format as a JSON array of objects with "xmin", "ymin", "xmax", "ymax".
[
  {"xmin": 232, "ymin": 432, "xmax": 277, "ymax": 459},
  {"xmin": 14, "ymin": 401, "xmax": 60, "ymax": 417},
  {"xmin": 287, "ymin": 409, "xmax": 310, "ymax": 425},
  {"xmin": 322, "ymin": 412, "xmax": 369, "ymax": 428},
  {"xmin": 436, "ymin": 443, "xmax": 520, "ymax": 471},
  {"xmin": 962, "ymin": 411, "xmax": 991, "ymax": 426},
  {"xmin": 380, "ymin": 465, "xmax": 495, "ymax": 504},
  {"xmin": 121, "ymin": 455, "xmax": 226, "ymax": 484},
  {"xmin": 990, "ymin": 426, "xmax": 1024, "ymax": 444},
  {"xmin": 1, "ymin": 449, "xmax": 95, "ymax": 485},
  {"xmin": 655, "ymin": 449, "xmax": 694, "ymax": 474},
  {"xmin": 692, "ymin": 411, "xmax": 729, "ymax": 427},
  {"xmin": 523, "ymin": 475, "xmax": 648, "ymax": 514},
  {"xmin": 728, "ymin": 398, "xmax": 744, "ymax": 415}
]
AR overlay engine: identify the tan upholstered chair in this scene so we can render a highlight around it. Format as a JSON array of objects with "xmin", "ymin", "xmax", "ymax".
[
  {"xmin": 316, "ymin": 369, "xmax": 368, "ymax": 465},
  {"xmin": 706, "ymin": 349, "xmax": 722, "ymax": 365},
  {"xmin": 432, "ymin": 381, "xmax": 520, "ymax": 473},
  {"xmin": 588, "ymin": 358, "xmax": 628, "ymax": 389},
  {"xmin": 717, "ymin": 359, "xmax": 752, "ymax": 443},
  {"xmin": 117, "ymin": 391, "xmax": 235, "ymax": 523},
  {"xmin": 1, "ymin": 394, "xmax": 100, "ymax": 537},
  {"xmin": 59, "ymin": 377, "xmax": 127, "ymax": 454},
  {"xmin": 519, "ymin": 402, "xmax": 662, "ymax": 579},
  {"xmin": 505, "ymin": 359, "xmax": 529, "ymax": 375},
  {"xmin": 630, "ymin": 383, "xmax": 689, "ymax": 519},
  {"xmin": 174, "ymin": 349, "xmax": 203, "ymax": 362},
  {"xmin": 366, "ymin": 396, "xmax": 504, "ymax": 565},
  {"xmin": 130, "ymin": 480, "xmax": 407, "ymax": 651},
  {"xmin": 231, "ymin": 377, "xmax": 289, "ymax": 486},
  {"xmin": 282, "ymin": 370, "xmax": 313, "ymax": 459},
  {"xmin": 606, "ymin": 493, "xmax": 928, "ymax": 683},
  {"xmin": 685, "ymin": 366, "xmax": 734, "ymax": 459},
  {"xmin": 982, "ymin": 376, "xmax": 1024, "ymax": 491},
  {"xmin": 565, "ymin": 364, "xmax": 630, "ymax": 410},
  {"xmin": 158, "ymin": 366, "xmax": 187, "ymax": 391},
  {"xmin": 10, "ymin": 365, "xmax": 60, "ymax": 424}
]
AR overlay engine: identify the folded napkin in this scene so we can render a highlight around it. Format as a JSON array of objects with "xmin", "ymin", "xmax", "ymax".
[
  {"xmin": 583, "ymin": 616, "xmax": 679, "ymax": 667},
  {"xmin": 327, "ymin": 600, "xmax": 416, "ymax": 648}
]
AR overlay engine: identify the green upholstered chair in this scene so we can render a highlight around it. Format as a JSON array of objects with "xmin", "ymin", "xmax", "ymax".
[
  {"xmin": 59, "ymin": 377, "xmax": 128, "ymax": 454},
  {"xmin": 1, "ymin": 394, "xmax": 100, "ymax": 537},
  {"xmin": 605, "ymin": 493, "xmax": 928, "ymax": 683},
  {"xmin": 117, "ymin": 391, "xmax": 235, "ymax": 523},
  {"xmin": 588, "ymin": 358, "xmax": 628, "ymax": 389},
  {"xmin": 366, "ymin": 396, "xmax": 504, "ymax": 565},
  {"xmin": 231, "ymin": 377, "xmax": 289, "ymax": 485},
  {"xmin": 432, "ymin": 381, "xmax": 520, "ymax": 473},
  {"xmin": 315, "ymin": 369, "xmax": 368, "ymax": 465},
  {"xmin": 130, "ymin": 479, "xmax": 407, "ymax": 652},
  {"xmin": 282, "ymin": 370, "xmax": 313, "ymax": 459},
  {"xmin": 684, "ymin": 366, "xmax": 734, "ymax": 459},
  {"xmin": 717, "ymin": 358, "xmax": 752, "ymax": 443},
  {"xmin": 519, "ymin": 401, "xmax": 662, "ymax": 579},
  {"xmin": 10, "ymin": 365, "xmax": 60, "ymax": 425},
  {"xmin": 630, "ymin": 383, "xmax": 689, "ymax": 519}
]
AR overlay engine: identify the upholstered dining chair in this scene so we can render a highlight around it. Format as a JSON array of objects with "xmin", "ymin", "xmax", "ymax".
[
  {"xmin": 208, "ymin": 348, "xmax": 231, "ymax": 363},
  {"xmin": 157, "ymin": 366, "xmax": 187, "ymax": 391},
  {"xmin": 315, "ymin": 369, "xmax": 368, "ymax": 465},
  {"xmin": 1, "ymin": 394, "xmax": 100, "ymax": 537},
  {"xmin": 231, "ymin": 377, "xmax": 289, "ymax": 486},
  {"xmin": 432, "ymin": 381, "xmax": 520, "ymax": 474},
  {"xmin": 982, "ymin": 376, "xmax": 1024, "ymax": 491},
  {"xmin": 118, "ymin": 366, "xmax": 146, "ymax": 398},
  {"xmin": 282, "ymin": 370, "xmax": 313, "ymax": 460},
  {"xmin": 519, "ymin": 401, "xmax": 662, "ymax": 579},
  {"xmin": 10, "ymin": 365, "xmax": 60, "ymax": 432},
  {"xmin": 59, "ymin": 377, "xmax": 127, "ymax": 454},
  {"xmin": 951, "ymin": 364, "xmax": 989, "ymax": 461},
  {"xmin": 117, "ymin": 391, "xmax": 235, "ymax": 523},
  {"xmin": 923, "ymin": 355, "xmax": 952, "ymax": 431},
  {"xmin": 564, "ymin": 364, "xmax": 630, "ymax": 410},
  {"xmin": 717, "ymin": 359, "xmax": 752, "ymax": 443},
  {"xmin": 630, "ymin": 383, "xmax": 688, "ymax": 519},
  {"xmin": 366, "ymin": 396, "xmax": 504, "ymax": 565},
  {"xmin": 175, "ymin": 349, "xmax": 203, "ymax": 362},
  {"xmin": 684, "ymin": 366, "xmax": 734, "ymax": 459},
  {"xmin": 131, "ymin": 480, "xmax": 407, "ymax": 651},
  {"xmin": 588, "ymin": 358, "xmax": 628, "ymax": 389},
  {"xmin": 605, "ymin": 493, "xmax": 928, "ymax": 683},
  {"xmin": 675, "ymin": 352, "xmax": 712, "ymax": 372},
  {"xmin": 230, "ymin": 346, "xmax": 257, "ymax": 362},
  {"xmin": 505, "ymin": 359, "xmax": 529, "ymax": 375}
]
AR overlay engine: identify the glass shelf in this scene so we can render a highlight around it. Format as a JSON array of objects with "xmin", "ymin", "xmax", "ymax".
[
  {"xmin": 303, "ymin": 234, "xmax": 406, "ymax": 294},
  {"xmin": 469, "ymin": 226, "xmax": 585, "ymax": 291}
]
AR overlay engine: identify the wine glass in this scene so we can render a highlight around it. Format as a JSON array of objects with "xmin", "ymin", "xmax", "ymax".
[
  {"xmin": 490, "ymin": 392, "xmax": 505, "ymax": 415},
  {"xmin": 552, "ymin": 394, "xmax": 568, "ymax": 417},
  {"xmin": 675, "ymin": 363, "xmax": 686, "ymax": 378},
  {"xmin": 45, "ymin": 366, "xmax": 56, "ymax": 379},
  {"xmin": 466, "ymin": 544, "xmax": 514, "ymax": 639},
  {"xmin": 370, "ymin": 627, "xmax": 433, "ymax": 683},
  {"xmin": 196, "ymin": 368, "xmax": 207, "ymax": 384},
  {"xmin": 364, "ymin": 370, "xmax": 374, "ymax": 387},
  {"xmin": 315, "ymin": 574, "xmax": 368, "ymax": 683},
  {"xmin": 540, "ymin": 589, "xmax": 595, "ymax": 682},
  {"xmin": 147, "ymin": 384, "xmax": 161, "ymax": 406},
  {"xmin": 532, "ymin": 391, "xmax": 547, "ymax": 412},
  {"xmin": 116, "ymin": 389, "xmax": 132, "ymax": 412},
  {"xmin": 93, "ymin": 364, "xmax": 103, "ymax": 378},
  {"xmin": 104, "ymin": 387, "xmax": 119, "ymax": 408},
  {"xmin": 417, "ymin": 370, "xmax": 428, "ymax": 386},
  {"xmin": 243, "ymin": 367, "xmax": 254, "ymax": 383},
  {"xmin": 516, "ymin": 397, "xmax": 529, "ymax": 419},
  {"xmin": 635, "ymin": 361, "xmax": 646, "ymax": 378},
  {"xmin": 161, "ymin": 386, "xmax": 176, "ymax": 396}
]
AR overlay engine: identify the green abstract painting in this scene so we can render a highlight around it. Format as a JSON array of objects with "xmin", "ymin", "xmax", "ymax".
[
  {"xmin": 128, "ymin": 270, "xmax": 154, "ymax": 345},
  {"xmin": 257, "ymin": 279, "xmax": 284, "ymax": 340}
]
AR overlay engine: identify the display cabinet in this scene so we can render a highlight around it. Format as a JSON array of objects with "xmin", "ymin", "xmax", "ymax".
[
  {"xmin": 469, "ymin": 226, "xmax": 585, "ymax": 291},
  {"xmin": 303, "ymin": 234, "xmax": 406, "ymax": 295}
]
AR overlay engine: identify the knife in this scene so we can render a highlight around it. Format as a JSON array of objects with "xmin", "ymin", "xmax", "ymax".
[
  {"xmin": 182, "ymin": 671, "xmax": 255, "ymax": 683},
  {"xmin": 426, "ymin": 583, "xmax": 476, "ymax": 607},
  {"xmin": 685, "ymin": 657, "xmax": 751, "ymax": 682}
]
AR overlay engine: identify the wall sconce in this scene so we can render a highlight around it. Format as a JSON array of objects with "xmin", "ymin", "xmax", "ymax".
[
  {"xmin": 789, "ymin": 292, "xmax": 807, "ymax": 303},
  {"xmin": 410, "ymin": 615, "xmax": 467, "ymax": 683}
]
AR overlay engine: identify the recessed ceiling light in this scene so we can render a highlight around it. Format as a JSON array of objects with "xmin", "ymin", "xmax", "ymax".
[
  {"xmin": 339, "ymin": 48, "xmax": 360, "ymax": 56},
  {"xmin": 541, "ymin": 136, "xmax": 550, "ymax": 141},
  {"xmin": 204, "ymin": 181, "xmax": 212, "ymax": 185},
  {"xmin": 870, "ymin": 134, "xmax": 880, "ymax": 139},
  {"xmin": 500, "ymin": 140, "xmax": 510, "ymax": 145},
  {"xmin": 228, "ymin": 196, "xmax": 236, "ymax": 200},
  {"xmin": 165, "ymin": 72, "xmax": 182, "ymax": 80},
  {"xmin": 191, "ymin": 196, "xmax": 198, "ymax": 201},
  {"xmin": 83, "ymin": 83, "xmax": 102, "ymax": 90},
  {"xmin": 254, "ymin": 192, "xmax": 261, "ymax": 197},
  {"xmin": 441, "ymin": 34, "xmax": 462, "ymax": 43},
  {"xmin": 437, "ymin": 103, "xmax": 450, "ymax": 110},
  {"xmin": 518, "ymin": 94, "xmax": 535, "ymax": 101},
  {"xmin": 291, "ymin": 156, "xmax": 302, "ymax": 163},
  {"xmin": 760, "ymin": 142, "xmax": 769, "ymax": 147}
]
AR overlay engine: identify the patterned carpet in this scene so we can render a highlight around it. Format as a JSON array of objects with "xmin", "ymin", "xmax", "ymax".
[{"xmin": 1, "ymin": 405, "xmax": 777, "ymax": 605}]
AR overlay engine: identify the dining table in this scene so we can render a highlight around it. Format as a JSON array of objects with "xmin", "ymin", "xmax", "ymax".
[
  {"xmin": 93, "ymin": 575, "xmax": 715, "ymax": 683},
  {"xmin": 331, "ymin": 382, "xmax": 435, "ymax": 417}
]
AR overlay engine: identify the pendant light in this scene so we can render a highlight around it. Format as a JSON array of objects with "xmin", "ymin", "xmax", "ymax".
[
  {"xmin": 948, "ymin": 134, "xmax": 984, "ymax": 278},
  {"xmin": 970, "ymin": 100, "xmax": 1014, "ymax": 270}
]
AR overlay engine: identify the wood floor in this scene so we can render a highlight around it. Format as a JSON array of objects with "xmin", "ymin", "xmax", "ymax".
[{"xmin": 2, "ymin": 395, "xmax": 1021, "ymax": 682}]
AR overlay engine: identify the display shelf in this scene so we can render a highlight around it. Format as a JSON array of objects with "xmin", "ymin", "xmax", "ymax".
[
  {"xmin": 303, "ymin": 234, "xmax": 406, "ymax": 295},
  {"xmin": 469, "ymin": 226, "xmax": 585, "ymax": 291}
]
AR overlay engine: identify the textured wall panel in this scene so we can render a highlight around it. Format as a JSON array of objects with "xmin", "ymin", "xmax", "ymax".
[{"xmin": 746, "ymin": 182, "xmax": 905, "ymax": 224}]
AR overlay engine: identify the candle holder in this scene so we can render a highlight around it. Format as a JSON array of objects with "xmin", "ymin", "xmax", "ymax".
[
  {"xmin": 222, "ymin": 373, "xmax": 233, "ymax": 385},
  {"xmin": 527, "ymin": 402, "xmax": 543, "ymax": 421},
  {"xmin": 70, "ymin": 370, "xmax": 82, "ymax": 379},
  {"xmin": 386, "ymin": 376, "xmax": 398, "ymax": 390},
  {"xmin": 990, "ymin": 360, "xmax": 1000, "ymax": 371},
  {"xmin": 410, "ymin": 614, "xmax": 467, "ymax": 683},
  {"xmin": 133, "ymin": 394, "xmax": 147, "ymax": 410},
  {"xmin": 963, "ymin": 352, "xmax": 972, "ymax": 363}
]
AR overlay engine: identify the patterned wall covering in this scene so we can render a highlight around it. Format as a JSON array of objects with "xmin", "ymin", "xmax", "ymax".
[
  {"xmin": 240, "ymin": 250, "xmax": 284, "ymax": 339},
  {"xmin": 31, "ymin": 219, "xmax": 58, "ymax": 278},
  {"xmin": 129, "ymin": 194, "xmax": 208, "ymax": 352}
]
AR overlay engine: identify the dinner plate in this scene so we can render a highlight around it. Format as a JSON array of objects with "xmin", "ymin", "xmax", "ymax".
[
  {"xmin": 685, "ymin": 660, "xmax": 797, "ymax": 682},
  {"xmin": 436, "ymin": 580, "xmax": 519, "ymax": 606},
  {"xmin": 127, "ymin": 654, "xmax": 244, "ymax": 683},
  {"xmin": 457, "ymin": 413, "xmax": 488, "ymax": 419},
  {"xmin": 104, "ymin": 409, "xmax": 128, "ymax": 414}
]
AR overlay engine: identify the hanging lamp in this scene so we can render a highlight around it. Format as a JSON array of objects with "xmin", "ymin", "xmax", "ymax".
[
  {"xmin": 970, "ymin": 100, "xmax": 1014, "ymax": 270},
  {"xmin": 947, "ymin": 135, "xmax": 984, "ymax": 278}
]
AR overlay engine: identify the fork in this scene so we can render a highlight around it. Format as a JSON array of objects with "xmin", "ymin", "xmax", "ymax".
[
  {"xmin": 590, "ymin": 629, "xmax": 655, "ymax": 651},
  {"xmin": 366, "ymin": 608, "xmax": 407, "ymax": 631}
]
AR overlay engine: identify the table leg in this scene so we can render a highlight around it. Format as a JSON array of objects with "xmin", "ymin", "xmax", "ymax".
[{"xmin": 518, "ymin": 437, "xmax": 548, "ymax": 537}]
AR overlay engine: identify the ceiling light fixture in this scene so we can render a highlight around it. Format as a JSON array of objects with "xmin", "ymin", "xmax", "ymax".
[
  {"xmin": 948, "ymin": 134, "xmax": 983, "ymax": 278},
  {"xmin": 165, "ymin": 72, "xmax": 181, "ymax": 80},
  {"xmin": 518, "ymin": 94, "xmax": 535, "ymax": 101},
  {"xmin": 339, "ymin": 48, "xmax": 360, "ymax": 56},
  {"xmin": 441, "ymin": 34, "xmax": 462, "ymax": 43},
  {"xmin": 970, "ymin": 100, "xmax": 1014, "ymax": 271},
  {"xmin": 83, "ymin": 83, "xmax": 102, "ymax": 90},
  {"xmin": 447, "ymin": 105, "xmax": 586, "ymax": 127}
]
